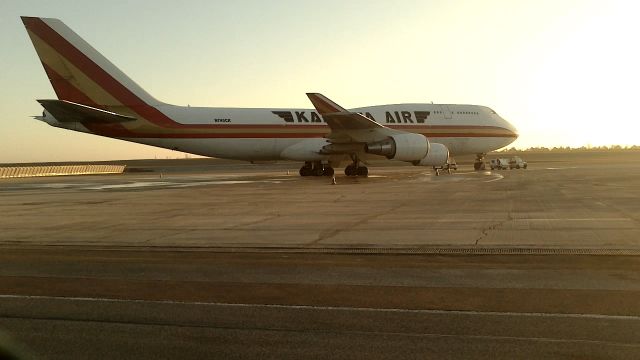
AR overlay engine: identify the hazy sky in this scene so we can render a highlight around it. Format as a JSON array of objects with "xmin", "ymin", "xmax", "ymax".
[{"xmin": 1, "ymin": 0, "xmax": 638, "ymax": 163}]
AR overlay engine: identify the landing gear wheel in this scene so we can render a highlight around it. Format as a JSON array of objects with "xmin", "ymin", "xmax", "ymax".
[
  {"xmin": 356, "ymin": 166, "xmax": 368, "ymax": 177},
  {"xmin": 322, "ymin": 166, "xmax": 335, "ymax": 177},
  {"xmin": 345, "ymin": 164, "xmax": 368, "ymax": 177},
  {"xmin": 344, "ymin": 154, "xmax": 368, "ymax": 177},
  {"xmin": 299, "ymin": 162, "xmax": 313, "ymax": 177},
  {"xmin": 312, "ymin": 162, "xmax": 325, "ymax": 177},
  {"xmin": 345, "ymin": 164, "xmax": 357, "ymax": 176},
  {"xmin": 474, "ymin": 153, "xmax": 486, "ymax": 171}
]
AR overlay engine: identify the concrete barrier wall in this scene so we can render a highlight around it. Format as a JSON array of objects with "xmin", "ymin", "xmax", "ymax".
[{"xmin": 0, "ymin": 165, "xmax": 126, "ymax": 179}]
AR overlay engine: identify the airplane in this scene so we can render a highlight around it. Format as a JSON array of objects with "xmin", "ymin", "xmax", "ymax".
[{"xmin": 21, "ymin": 16, "xmax": 518, "ymax": 177}]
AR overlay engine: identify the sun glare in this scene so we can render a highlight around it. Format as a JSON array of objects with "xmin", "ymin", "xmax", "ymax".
[{"xmin": 502, "ymin": 1, "xmax": 640, "ymax": 148}]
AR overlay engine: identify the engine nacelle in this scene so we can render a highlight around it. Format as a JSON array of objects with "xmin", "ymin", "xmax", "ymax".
[
  {"xmin": 414, "ymin": 142, "xmax": 449, "ymax": 167},
  {"xmin": 365, "ymin": 133, "xmax": 429, "ymax": 161}
]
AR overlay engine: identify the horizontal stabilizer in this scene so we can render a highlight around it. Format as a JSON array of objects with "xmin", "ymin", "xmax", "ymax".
[{"xmin": 37, "ymin": 99, "xmax": 137, "ymax": 123}]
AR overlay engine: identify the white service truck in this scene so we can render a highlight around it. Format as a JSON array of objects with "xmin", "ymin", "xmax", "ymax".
[{"xmin": 490, "ymin": 158, "xmax": 510, "ymax": 170}]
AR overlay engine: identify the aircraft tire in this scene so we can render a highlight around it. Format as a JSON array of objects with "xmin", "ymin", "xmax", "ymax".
[
  {"xmin": 356, "ymin": 166, "xmax": 368, "ymax": 177},
  {"xmin": 345, "ymin": 165, "xmax": 357, "ymax": 176},
  {"xmin": 299, "ymin": 164, "xmax": 313, "ymax": 177}
]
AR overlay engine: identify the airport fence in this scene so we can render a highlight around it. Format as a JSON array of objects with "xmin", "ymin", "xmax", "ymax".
[{"xmin": 0, "ymin": 165, "xmax": 126, "ymax": 179}]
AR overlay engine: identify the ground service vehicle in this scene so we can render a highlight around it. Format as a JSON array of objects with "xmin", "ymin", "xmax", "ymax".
[
  {"xmin": 509, "ymin": 156, "xmax": 527, "ymax": 169},
  {"xmin": 433, "ymin": 159, "xmax": 457, "ymax": 176},
  {"xmin": 490, "ymin": 158, "xmax": 509, "ymax": 170}
]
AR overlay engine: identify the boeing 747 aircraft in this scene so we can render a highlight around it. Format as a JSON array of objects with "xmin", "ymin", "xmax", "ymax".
[{"xmin": 21, "ymin": 17, "xmax": 518, "ymax": 176}]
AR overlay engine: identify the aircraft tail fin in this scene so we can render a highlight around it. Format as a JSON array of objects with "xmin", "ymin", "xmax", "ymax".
[{"xmin": 21, "ymin": 16, "xmax": 161, "ymax": 108}]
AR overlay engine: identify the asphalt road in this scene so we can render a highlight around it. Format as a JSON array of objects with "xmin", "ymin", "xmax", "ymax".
[{"xmin": 0, "ymin": 250, "xmax": 639, "ymax": 359}]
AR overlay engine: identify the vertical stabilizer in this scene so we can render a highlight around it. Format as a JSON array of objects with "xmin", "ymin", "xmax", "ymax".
[{"xmin": 21, "ymin": 16, "xmax": 161, "ymax": 107}]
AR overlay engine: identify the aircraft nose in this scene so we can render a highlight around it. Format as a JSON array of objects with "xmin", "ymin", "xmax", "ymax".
[
  {"xmin": 508, "ymin": 122, "xmax": 519, "ymax": 139},
  {"xmin": 501, "ymin": 117, "xmax": 518, "ymax": 139}
]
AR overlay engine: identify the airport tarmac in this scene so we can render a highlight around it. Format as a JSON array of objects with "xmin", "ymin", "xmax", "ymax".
[
  {"xmin": 1, "ymin": 151, "xmax": 639, "ymax": 250},
  {"xmin": 0, "ymin": 151, "xmax": 639, "ymax": 359}
]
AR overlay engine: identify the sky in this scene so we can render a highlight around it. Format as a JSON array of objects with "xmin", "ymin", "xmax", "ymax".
[{"xmin": 1, "ymin": 0, "xmax": 638, "ymax": 163}]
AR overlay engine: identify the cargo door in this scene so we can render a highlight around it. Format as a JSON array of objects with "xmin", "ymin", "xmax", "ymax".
[{"xmin": 440, "ymin": 105, "xmax": 452, "ymax": 119}]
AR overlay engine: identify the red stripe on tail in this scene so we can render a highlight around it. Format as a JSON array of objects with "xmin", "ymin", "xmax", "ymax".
[
  {"xmin": 23, "ymin": 17, "xmax": 180, "ymax": 128},
  {"xmin": 41, "ymin": 62, "xmax": 100, "ymax": 107}
]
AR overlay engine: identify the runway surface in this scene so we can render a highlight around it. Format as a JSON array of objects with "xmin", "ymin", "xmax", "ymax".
[
  {"xmin": 1, "ymin": 251, "xmax": 639, "ymax": 359},
  {"xmin": 0, "ymin": 151, "xmax": 639, "ymax": 359}
]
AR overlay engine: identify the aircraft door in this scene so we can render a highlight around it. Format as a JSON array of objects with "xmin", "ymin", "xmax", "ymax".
[{"xmin": 440, "ymin": 105, "xmax": 452, "ymax": 119}]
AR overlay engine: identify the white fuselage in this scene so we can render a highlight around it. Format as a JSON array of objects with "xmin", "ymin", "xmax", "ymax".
[
  {"xmin": 24, "ymin": 16, "xmax": 518, "ymax": 164},
  {"xmin": 46, "ymin": 102, "xmax": 517, "ymax": 162}
]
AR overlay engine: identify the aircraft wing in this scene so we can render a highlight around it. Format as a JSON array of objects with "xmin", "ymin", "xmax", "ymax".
[
  {"xmin": 306, "ymin": 93, "xmax": 397, "ymax": 143},
  {"xmin": 37, "ymin": 99, "xmax": 137, "ymax": 123}
]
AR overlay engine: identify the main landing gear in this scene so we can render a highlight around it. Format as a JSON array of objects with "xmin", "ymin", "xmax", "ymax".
[
  {"xmin": 473, "ymin": 153, "xmax": 486, "ymax": 171},
  {"xmin": 299, "ymin": 161, "xmax": 334, "ymax": 177},
  {"xmin": 299, "ymin": 158, "xmax": 368, "ymax": 177},
  {"xmin": 344, "ymin": 163, "xmax": 368, "ymax": 177},
  {"xmin": 344, "ymin": 156, "xmax": 368, "ymax": 177}
]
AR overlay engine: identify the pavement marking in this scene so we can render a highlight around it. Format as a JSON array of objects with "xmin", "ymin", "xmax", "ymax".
[
  {"xmin": 2, "ymin": 294, "xmax": 639, "ymax": 321},
  {"xmin": 2, "ymin": 245, "xmax": 639, "ymax": 255},
  {"xmin": 516, "ymin": 218, "xmax": 630, "ymax": 221},
  {"xmin": 428, "ymin": 218, "xmax": 629, "ymax": 222},
  {"xmin": 84, "ymin": 181, "xmax": 172, "ymax": 190},
  {"xmin": 2, "ymin": 169, "xmax": 506, "ymax": 192},
  {"xmin": 1, "ymin": 179, "xmax": 293, "ymax": 192},
  {"xmin": 484, "ymin": 174, "xmax": 504, "ymax": 182}
]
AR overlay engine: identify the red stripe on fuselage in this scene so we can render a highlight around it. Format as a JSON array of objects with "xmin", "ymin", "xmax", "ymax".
[
  {"xmin": 39, "ymin": 59, "xmax": 517, "ymax": 139},
  {"xmin": 113, "ymin": 132, "xmax": 516, "ymax": 139},
  {"xmin": 25, "ymin": 18, "xmax": 518, "ymax": 140},
  {"xmin": 37, "ymin": 75, "xmax": 516, "ymax": 139}
]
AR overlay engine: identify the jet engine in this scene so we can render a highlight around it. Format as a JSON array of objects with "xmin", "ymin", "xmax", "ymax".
[
  {"xmin": 413, "ymin": 142, "xmax": 449, "ymax": 167},
  {"xmin": 365, "ymin": 133, "xmax": 429, "ymax": 161}
]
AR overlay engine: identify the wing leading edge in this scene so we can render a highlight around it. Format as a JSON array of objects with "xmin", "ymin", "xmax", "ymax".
[
  {"xmin": 306, "ymin": 93, "xmax": 382, "ymax": 131},
  {"xmin": 305, "ymin": 93, "xmax": 401, "ymax": 144}
]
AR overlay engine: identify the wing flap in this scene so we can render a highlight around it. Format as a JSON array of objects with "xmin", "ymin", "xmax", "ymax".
[{"xmin": 37, "ymin": 99, "xmax": 137, "ymax": 123}]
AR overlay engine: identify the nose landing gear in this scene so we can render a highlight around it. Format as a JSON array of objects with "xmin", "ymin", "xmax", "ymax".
[{"xmin": 474, "ymin": 153, "xmax": 486, "ymax": 171}]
